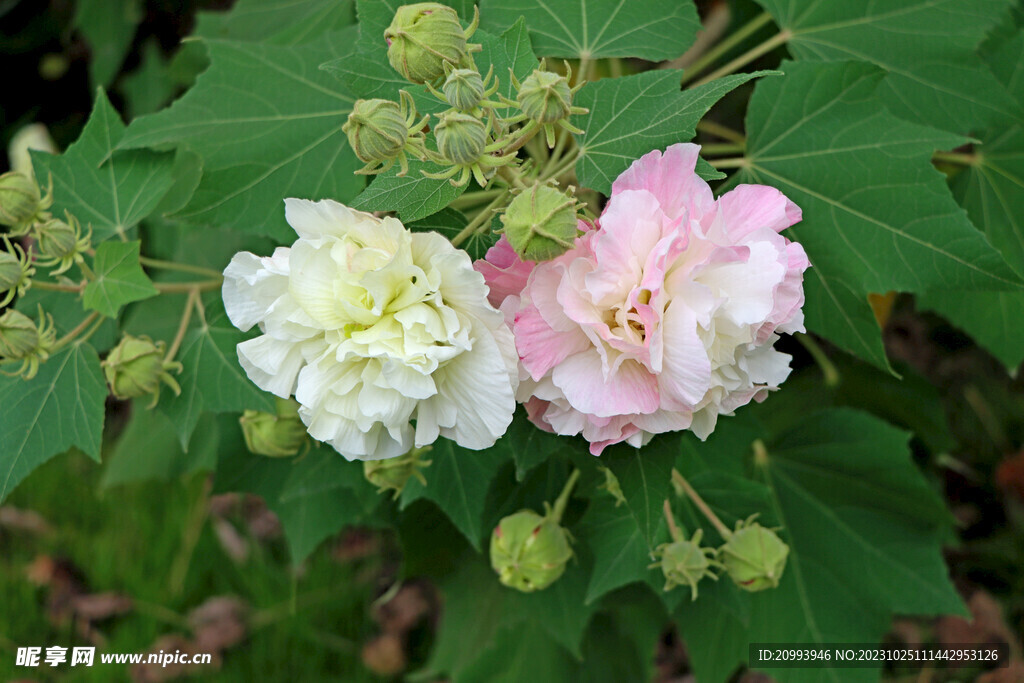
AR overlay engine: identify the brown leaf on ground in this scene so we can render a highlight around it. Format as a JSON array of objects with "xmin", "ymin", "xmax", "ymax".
[
  {"xmin": 71, "ymin": 592, "xmax": 134, "ymax": 621},
  {"xmin": 208, "ymin": 493, "xmax": 240, "ymax": 518},
  {"xmin": 373, "ymin": 581, "xmax": 435, "ymax": 635},
  {"xmin": 242, "ymin": 495, "xmax": 282, "ymax": 540},
  {"xmin": 361, "ymin": 633, "xmax": 406, "ymax": 676},
  {"xmin": 977, "ymin": 660, "xmax": 1024, "ymax": 683},
  {"xmin": 936, "ymin": 590, "xmax": 1017, "ymax": 650},
  {"xmin": 130, "ymin": 635, "xmax": 220, "ymax": 683},
  {"xmin": 188, "ymin": 596, "xmax": 249, "ymax": 653},
  {"xmin": 211, "ymin": 517, "xmax": 249, "ymax": 563},
  {"xmin": 333, "ymin": 527, "xmax": 380, "ymax": 563},
  {"xmin": 996, "ymin": 451, "xmax": 1024, "ymax": 501},
  {"xmin": 889, "ymin": 618, "xmax": 924, "ymax": 648},
  {"xmin": 0, "ymin": 505, "xmax": 53, "ymax": 535}
]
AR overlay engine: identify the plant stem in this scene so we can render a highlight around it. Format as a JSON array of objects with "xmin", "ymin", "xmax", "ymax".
[
  {"xmin": 690, "ymin": 29, "xmax": 791, "ymax": 88},
  {"xmin": 52, "ymin": 311, "xmax": 101, "ymax": 352},
  {"xmin": 451, "ymin": 191, "xmax": 508, "ymax": 247},
  {"xmin": 31, "ymin": 280, "xmax": 83, "ymax": 293},
  {"xmin": 168, "ymin": 477, "xmax": 211, "ymax": 598},
  {"xmin": 541, "ymin": 149, "xmax": 581, "ymax": 183},
  {"xmin": 448, "ymin": 189, "xmax": 505, "ymax": 210},
  {"xmin": 796, "ymin": 332, "xmax": 840, "ymax": 388},
  {"xmin": 696, "ymin": 119, "xmax": 745, "ymax": 144},
  {"xmin": 932, "ymin": 151, "xmax": 980, "ymax": 166},
  {"xmin": 76, "ymin": 313, "xmax": 107, "ymax": 347},
  {"xmin": 139, "ymin": 256, "xmax": 224, "ymax": 280},
  {"xmin": 699, "ymin": 142, "xmax": 746, "ymax": 156},
  {"xmin": 550, "ymin": 469, "xmax": 581, "ymax": 523},
  {"xmin": 165, "ymin": 289, "xmax": 198, "ymax": 364},
  {"xmin": 663, "ymin": 499, "xmax": 684, "ymax": 543},
  {"xmin": 155, "ymin": 279, "xmax": 222, "ymax": 293},
  {"xmin": 708, "ymin": 156, "xmax": 751, "ymax": 169},
  {"xmin": 540, "ymin": 126, "xmax": 573, "ymax": 178},
  {"xmin": 681, "ymin": 12, "xmax": 774, "ymax": 86},
  {"xmin": 497, "ymin": 164, "xmax": 528, "ymax": 190},
  {"xmin": 671, "ymin": 469, "xmax": 732, "ymax": 539}
]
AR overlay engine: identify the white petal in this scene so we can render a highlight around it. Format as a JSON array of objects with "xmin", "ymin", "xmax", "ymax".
[
  {"xmin": 236, "ymin": 335, "xmax": 307, "ymax": 398},
  {"xmin": 222, "ymin": 251, "xmax": 290, "ymax": 331}
]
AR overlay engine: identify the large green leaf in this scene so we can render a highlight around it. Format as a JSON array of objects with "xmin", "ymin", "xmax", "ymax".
[
  {"xmin": 31, "ymin": 90, "xmax": 176, "ymax": 243},
  {"xmin": 740, "ymin": 60, "xmax": 1023, "ymax": 369},
  {"xmin": 399, "ymin": 438, "xmax": 511, "ymax": 549},
  {"xmin": 351, "ymin": 160, "xmax": 469, "ymax": 223},
  {"xmin": 102, "ymin": 407, "xmax": 219, "ymax": 487},
  {"xmin": 193, "ymin": 0, "xmax": 356, "ymax": 46},
  {"xmin": 83, "ymin": 241, "xmax": 159, "ymax": 318},
  {"xmin": 754, "ymin": 0, "xmax": 1021, "ymax": 135},
  {"xmin": 675, "ymin": 409, "xmax": 963, "ymax": 683},
  {"xmin": 577, "ymin": 493, "xmax": 657, "ymax": 604},
  {"xmin": 0, "ymin": 344, "xmax": 107, "ymax": 502},
  {"xmin": 479, "ymin": 0, "xmax": 700, "ymax": 62},
  {"xmin": 920, "ymin": 31, "xmax": 1024, "ymax": 369},
  {"xmin": 159, "ymin": 300, "xmax": 274, "ymax": 448},
  {"xmin": 75, "ymin": 0, "xmax": 142, "ymax": 87},
  {"xmin": 602, "ymin": 435, "xmax": 677, "ymax": 551},
  {"xmin": 573, "ymin": 70, "xmax": 771, "ymax": 194},
  {"xmin": 118, "ymin": 38, "xmax": 362, "ymax": 240}
]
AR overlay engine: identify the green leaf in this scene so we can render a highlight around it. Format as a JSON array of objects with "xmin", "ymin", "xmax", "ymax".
[
  {"xmin": 0, "ymin": 344, "xmax": 107, "ymax": 503},
  {"xmin": 31, "ymin": 90, "xmax": 176, "ymax": 243},
  {"xmin": 504, "ymin": 409, "xmax": 577, "ymax": 480},
  {"xmin": 479, "ymin": 0, "xmax": 700, "ymax": 62},
  {"xmin": 120, "ymin": 41, "xmax": 177, "ymax": 119},
  {"xmin": 83, "ymin": 241, "xmax": 159, "ymax": 318},
  {"xmin": 16, "ymin": 288, "xmax": 117, "ymax": 353},
  {"xmin": 459, "ymin": 624, "xmax": 577, "ymax": 683},
  {"xmin": 676, "ymin": 409, "xmax": 964, "ymax": 682},
  {"xmin": 159, "ymin": 300, "xmax": 274, "ymax": 448},
  {"xmin": 408, "ymin": 207, "xmax": 500, "ymax": 262},
  {"xmin": 214, "ymin": 437, "xmax": 372, "ymax": 562},
  {"xmin": 118, "ymin": 38, "xmax": 362, "ymax": 240},
  {"xmin": 399, "ymin": 438, "xmax": 511, "ymax": 549},
  {"xmin": 352, "ymin": 160, "xmax": 468, "ymax": 223},
  {"xmin": 193, "ymin": 0, "xmax": 356, "ymax": 46},
  {"xmin": 740, "ymin": 60, "xmax": 1023, "ymax": 369},
  {"xmin": 573, "ymin": 69, "xmax": 772, "ymax": 194},
  {"xmin": 75, "ymin": 0, "xmax": 142, "ymax": 87},
  {"xmin": 602, "ymin": 435, "xmax": 677, "ymax": 550},
  {"xmin": 577, "ymin": 494, "xmax": 654, "ymax": 604},
  {"xmin": 754, "ymin": 0, "xmax": 1021, "ymax": 135},
  {"xmin": 920, "ymin": 31, "xmax": 1024, "ymax": 369},
  {"xmin": 102, "ymin": 407, "xmax": 218, "ymax": 487}
]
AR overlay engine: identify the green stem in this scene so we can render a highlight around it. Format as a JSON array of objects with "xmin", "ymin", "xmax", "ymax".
[
  {"xmin": 708, "ymin": 156, "xmax": 751, "ymax": 169},
  {"xmin": 699, "ymin": 142, "xmax": 746, "ymax": 156},
  {"xmin": 933, "ymin": 151, "xmax": 980, "ymax": 166},
  {"xmin": 796, "ymin": 332, "xmax": 840, "ymax": 388},
  {"xmin": 165, "ymin": 289, "xmax": 198, "ymax": 364},
  {"xmin": 681, "ymin": 12, "xmax": 774, "ymax": 86},
  {"xmin": 541, "ymin": 149, "xmax": 581, "ymax": 183},
  {"xmin": 696, "ymin": 119, "xmax": 745, "ymax": 144},
  {"xmin": 448, "ymin": 189, "xmax": 506, "ymax": 210},
  {"xmin": 497, "ymin": 164, "xmax": 528, "ymax": 190},
  {"xmin": 549, "ymin": 469, "xmax": 581, "ymax": 524},
  {"xmin": 671, "ymin": 469, "xmax": 732, "ymax": 539},
  {"xmin": 540, "ymin": 126, "xmax": 573, "ymax": 178},
  {"xmin": 31, "ymin": 280, "xmax": 83, "ymax": 293},
  {"xmin": 663, "ymin": 499, "xmax": 684, "ymax": 543},
  {"xmin": 689, "ymin": 29, "xmax": 791, "ymax": 88},
  {"xmin": 139, "ymin": 256, "xmax": 224, "ymax": 280},
  {"xmin": 76, "ymin": 313, "xmax": 107, "ymax": 347},
  {"xmin": 155, "ymin": 279, "xmax": 222, "ymax": 293},
  {"xmin": 52, "ymin": 311, "xmax": 101, "ymax": 352},
  {"xmin": 168, "ymin": 477, "xmax": 210, "ymax": 598},
  {"xmin": 451, "ymin": 191, "xmax": 508, "ymax": 247}
]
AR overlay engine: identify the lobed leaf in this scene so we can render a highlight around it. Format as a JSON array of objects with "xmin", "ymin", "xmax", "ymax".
[{"xmin": 83, "ymin": 241, "xmax": 159, "ymax": 318}]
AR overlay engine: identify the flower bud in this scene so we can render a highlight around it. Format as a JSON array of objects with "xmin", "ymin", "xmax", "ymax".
[
  {"xmin": 490, "ymin": 509, "xmax": 573, "ymax": 592},
  {"xmin": 385, "ymin": 3, "xmax": 476, "ymax": 84},
  {"xmin": 240, "ymin": 398, "xmax": 307, "ymax": 457},
  {"xmin": 0, "ymin": 308, "xmax": 56, "ymax": 380},
  {"xmin": 343, "ymin": 99, "xmax": 409, "ymax": 165},
  {"xmin": 8, "ymin": 123, "xmax": 56, "ymax": 179},
  {"xmin": 434, "ymin": 111, "xmax": 487, "ymax": 166},
  {"xmin": 652, "ymin": 529, "xmax": 719, "ymax": 599},
  {"xmin": 34, "ymin": 213, "xmax": 90, "ymax": 275},
  {"xmin": 0, "ymin": 237, "xmax": 34, "ymax": 307},
  {"xmin": 0, "ymin": 171, "xmax": 44, "ymax": 231},
  {"xmin": 500, "ymin": 183, "xmax": 581, "ymax": 261},
  {"xmin": 363, "ymin": 447, "xmax": 432, "ymax": 498},
  {"xmin": 517, "ymin": 68, "xmax": 573, "ymax": 124},
  {"xmin": 443, "ymin": 67, "xmax": 485, "ymax": 110},
  {"xmin": 103, "ymin": 335, "xmax": 182, "ymax": 407},
  {"xmin": 720, "ymin": 520, "xmax": 789, "ymax": 592}
]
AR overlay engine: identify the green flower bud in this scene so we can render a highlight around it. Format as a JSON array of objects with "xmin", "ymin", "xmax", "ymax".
[
  {"xmin": 434, "ymin": 111, "xmax": 487, "ymax": 166},
  {"xmin": 240, "ymin": 398, "xmax": 307, "ymax": 457},
  {"xmin": 720, "ymin": 519, "xmax": 789, "ymax": 592},
  {"xmin": 384, "ymin": 3, "xmax": 477, "ymax": 84},
  {"xmin": 364, "ymin": 447, "xmax": 432, "ymax": 498},
  {"xmin": 0, "ymin": 237, "xmax": 34, "ymax": 307},
  {"xmin": 103, "ymin": 335, "xmax": 182, "ymax": 407},
  {"xmin": 517, "ymin": 69, "xmax": 573, "ymax": 124},
  {"xmin": 36, "ymin": 218, "xmax": 78, "ymax": 260},
  {"xmin": 344, "ymin": 99, "xmax": 409, "ymax": 165},
  {"xmin": 0, "ymin": 308, "xmax": 56, "ymax": 380},
  {"xmin": 443, "ymin": 67, "xmax": 485, "ymax": 110},
  {"xmin": 0, "ymin": 171, "xmax": 45, "ymax": 231},
  {"xmin": 500, "ymin": 183, "xmax": 581, "ymax": 261},
  {"xmin": 490, "ymin": 510, "xmax": 573, "ymax": 592},
  {"xmin": 651, "ymin": 529, "xmax": 719, "ymax": 600}
]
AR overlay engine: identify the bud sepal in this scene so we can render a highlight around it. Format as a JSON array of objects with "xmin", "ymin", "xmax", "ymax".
[
  {"xmin": 363, "ymin": 446, "xmax": 432, "ymax": 498},
  {"xmin": 423, "ymin": 110, "xmax": 518, "ymax": 187}
]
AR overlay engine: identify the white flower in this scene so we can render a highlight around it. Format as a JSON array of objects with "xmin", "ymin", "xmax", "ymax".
[{"xmin": 223, "ymin": 199, "xmax": 518, "ymax": 460}]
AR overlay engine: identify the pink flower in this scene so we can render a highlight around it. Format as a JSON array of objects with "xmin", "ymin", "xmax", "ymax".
[{"xmin": 475, "ymin": 143, "xmax": 809, "ymax": 455}]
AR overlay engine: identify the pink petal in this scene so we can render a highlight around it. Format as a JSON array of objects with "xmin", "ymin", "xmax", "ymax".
[
  {"xmin": 475, "ymin": 236, "xmax": 535, "ymax": 309},
  {"xmin": 713, "ymin": 184, "xmax": 802, "ymax": 241},
  {"xmin": 514, "ymin": 302, "xmax": 590, "ymax": 381},
  {"xmin": 611, "ymin": 144, "xmax": 716, "ymax": 223},
  {"xmin": 552, "ymin": 350, "xmax": 659, "ymax": 418}
]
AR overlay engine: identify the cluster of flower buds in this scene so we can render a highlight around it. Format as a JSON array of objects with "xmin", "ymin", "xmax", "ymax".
[
  {"xmin": 363, "ymin": 446, "xmax": 433, "ymax": 498},
  {"xmin": 0, "ymin": 307, "xmax": 56, "ymax": 380},
  {"xmin": 489, "ymin": 470, "xmax": 579, "ymax": 592},
  {"xmin": 240, "ymin": 397, "xmax": 308, "ymax": 457},
  {"xmin": 102, "ymin": 335, "xmax": 182, "ymax": 407},
  {"xmin": 654, "ymin": 504, "xmax": 790, "ymax": 600}
]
